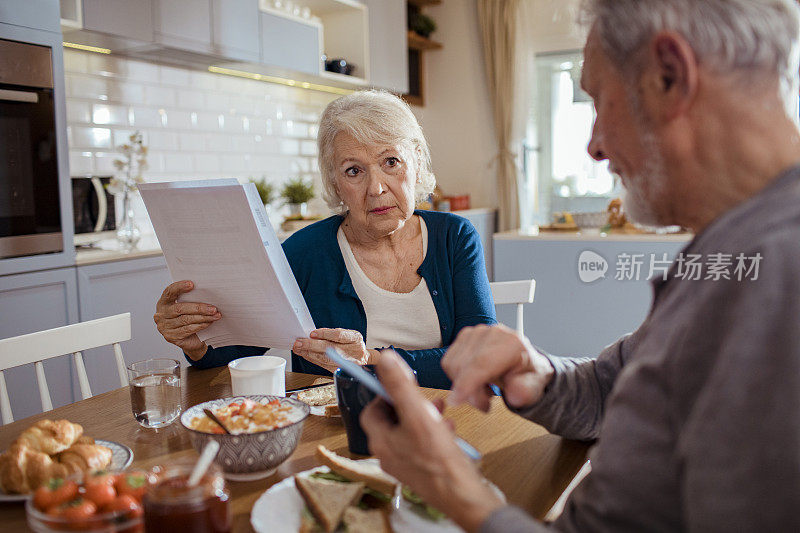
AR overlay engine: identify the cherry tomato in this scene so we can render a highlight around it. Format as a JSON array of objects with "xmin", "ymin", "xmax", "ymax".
[
  {"xmin": 105, "ymin": 494, "xmax": 143, "ymax": 519},
  {"xmin": 85, "ymin": 470, "xmax": 116, "ymax": 487},
  {"xmin": 33, "ymin": 478, "xmax": 79, "ymax": 511},
  {"xmin": 82, "ymin": 481, "xmax": 116, "ymax": 508},
  {"xmin": 48, "ymin": 498, "xmax": 98, "ymax": 529},
  {"xmin": 115, "ymin": 472, "xmax": 147, "ymax": 501}
]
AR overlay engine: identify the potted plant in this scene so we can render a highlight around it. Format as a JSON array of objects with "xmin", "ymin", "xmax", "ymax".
[
  {"xmin": 250, "ymin": 177, "xmax": 276, "ymax": 209},
  {"xmin": 109, "ymin": 131, "xmax": 148, "ymax": 249},
  {"xmin": 281, "ymin": 177, "xmax": 314, "ymax": 218}
]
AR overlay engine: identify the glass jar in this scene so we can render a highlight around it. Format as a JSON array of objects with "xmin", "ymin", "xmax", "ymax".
[{"xmin": 143, "ymin": 462, "xmax": 231, "ymax": 533}]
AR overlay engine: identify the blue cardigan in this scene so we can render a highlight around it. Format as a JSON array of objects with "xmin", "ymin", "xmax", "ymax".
[{"xmin": 187, "ymin": 210, "xmax": 496, "ymax": 389}]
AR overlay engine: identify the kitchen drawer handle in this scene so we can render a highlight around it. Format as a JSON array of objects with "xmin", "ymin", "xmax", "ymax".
[{"xmin": 0, "ymin": 89, "xmax": 38, "ymax": 103}]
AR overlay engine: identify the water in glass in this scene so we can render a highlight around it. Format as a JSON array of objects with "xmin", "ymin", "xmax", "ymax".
[{"xmin": 128, "ymin": 359, "xmax": 182, "ymax": 429}]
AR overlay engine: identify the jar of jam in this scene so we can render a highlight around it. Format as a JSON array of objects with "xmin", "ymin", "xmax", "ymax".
[{"xmin": 143, "ymin": 462, "xmax": 231, "ymax": 533}]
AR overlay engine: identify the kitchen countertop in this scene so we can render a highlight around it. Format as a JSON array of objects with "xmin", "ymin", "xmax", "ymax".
[
  {"xmin": 495, "ymin": 227, "xmax": 694, "ymax": 242},
  {"xmin": 74, "ymin": 209, "xmax": 498, "ymax": 266}
]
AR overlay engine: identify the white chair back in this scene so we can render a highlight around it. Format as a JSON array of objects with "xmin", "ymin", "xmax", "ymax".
[
  {"xmin": 490, "ymin": 279, "xmax": 536, "ymax": 335},
  {"xmin": 0, "ymin": 313, "xmax": 131, "ymax": 424}
]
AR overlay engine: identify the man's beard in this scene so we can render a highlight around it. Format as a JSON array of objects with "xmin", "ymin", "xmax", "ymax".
[{"xmin": 616, "ymin": 95, "xmax": 669, "ymax": 227}]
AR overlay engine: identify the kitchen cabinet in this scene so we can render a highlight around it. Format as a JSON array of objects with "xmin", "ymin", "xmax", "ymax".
[
  {"xmin": 211, "ymin": 0, "xmax": 260, "ymax": 62},
  {"xmin": 76, "ymin": 256, "xmax": 182, "ymax": 397},
  {"xmin": 365, "ymin": 0, "xmax": 408, "ymax": 93},
  {"xmin": 0, "ymin": 0, "xmax": 61, "ymax": 33},
  {"xmin": 493, "ymin": 233, "xmax": 688, "ymax": 356},
  {"xmin": 153, "ymin": 0, "xmax": 213, "ymax": 55},
  {"xmin": 0, "ymin": 267, "xmax": 80, "ymax": 421},
  {"xmin": 78, "ymin": 0, "xmax": 154, "ymax": 43},
  {"xmin": 260, "ymin": 11, "xmax": 321, "ymax": 76}
]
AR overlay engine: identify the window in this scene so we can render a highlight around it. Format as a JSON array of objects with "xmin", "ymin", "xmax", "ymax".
[{"xmin": 521, "ymin": 51, "xmax": 618, "ymax": 229}]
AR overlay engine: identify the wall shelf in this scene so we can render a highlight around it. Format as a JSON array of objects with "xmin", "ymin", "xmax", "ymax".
[
  {"xmin": 407, "ymin": 30, "xmax": 442, "ymax": 51},
  {"xmin": 407, "ymin": 0, "xmax": 442, "ymax": 7}
]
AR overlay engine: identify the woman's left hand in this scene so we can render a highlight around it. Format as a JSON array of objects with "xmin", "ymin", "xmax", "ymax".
[{"xmin": 292, "ymin": 328, "xmax": 380, "ymax": 372}]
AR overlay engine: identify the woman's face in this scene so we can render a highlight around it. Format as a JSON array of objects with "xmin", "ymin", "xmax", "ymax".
[{"xmin": 332, "ymin": 132, "xmax": 418, "ymax": 238}]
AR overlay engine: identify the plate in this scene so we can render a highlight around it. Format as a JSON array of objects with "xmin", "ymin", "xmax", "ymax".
[
  {"xmin": 0, "ymin": 439, "xmax": 133, "ymax": 502},
  {"xmin": 250, "ymin": 461, "xmax": 505, "ymax": 533},
  {"xmin": 290, "ymin": 389, "xmax": 340, "ymax": 418}
]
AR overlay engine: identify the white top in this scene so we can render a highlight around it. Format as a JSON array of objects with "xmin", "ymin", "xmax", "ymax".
[{"xmin": 337, "ymin": 219, "xmax": 443, "ymax": 351}]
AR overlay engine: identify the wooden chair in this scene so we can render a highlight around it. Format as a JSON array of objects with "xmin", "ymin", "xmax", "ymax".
[
  {"xmin": 0, "ymin": 313, "xmax": 131, "ymax": 424},
  {"xmin": 489, "ymin": 279, "xmax": 536, "ymax": 335}
]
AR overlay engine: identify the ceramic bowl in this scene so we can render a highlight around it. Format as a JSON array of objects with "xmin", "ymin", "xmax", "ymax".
[{"xmin": 181, "ymin": 395, "xmax": 310, "ymax": 481}]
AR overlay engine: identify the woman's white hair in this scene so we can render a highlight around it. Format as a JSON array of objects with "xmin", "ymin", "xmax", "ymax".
[
  {"xmin": 317, "ymin": 90, "xmax": 436, "ymax": 213},
  {"xmin": 581, "ymin": 0, "xmax": 800, "ymax": 114}
]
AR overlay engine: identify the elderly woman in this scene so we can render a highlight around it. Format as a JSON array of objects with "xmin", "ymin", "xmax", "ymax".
[{"xmin": 153, "ymin": 90, "xmax": 495, "ymax": 388}]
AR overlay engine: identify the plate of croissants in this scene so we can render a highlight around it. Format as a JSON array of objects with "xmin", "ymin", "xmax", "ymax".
[{"xmin": 0, "ymin": 419, "xmax": 132, "ymax": 501}]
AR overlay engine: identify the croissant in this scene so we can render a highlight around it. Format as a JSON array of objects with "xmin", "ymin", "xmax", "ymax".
[
  {"xmin": 57, "ymin": 443, "xmax": 112, "ymax": 476},
  {"xmin": 15, "ymin": 419, "xmax": 83, "ymax": 455},
  {"xmin": 0, "ymin": 444, "xmax": 69, "ymax": 494}
]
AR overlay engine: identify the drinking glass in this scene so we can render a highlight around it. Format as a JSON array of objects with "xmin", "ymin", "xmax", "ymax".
[{"xmin": 127, "ymin": 358, "xmax": 182, "ymax": 429}]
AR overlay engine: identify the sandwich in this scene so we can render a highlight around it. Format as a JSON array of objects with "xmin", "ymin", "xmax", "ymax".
[
  {"xmin": 296, "ymin": 476, "xmax": 364, "ymax": 533},
  {"xmin": 297, "ymin": 385, "xmax": 340, "ymax": 417},
  {"xmin": 295, "ymin": 446, "xmax": 398, "ymax": 532}
]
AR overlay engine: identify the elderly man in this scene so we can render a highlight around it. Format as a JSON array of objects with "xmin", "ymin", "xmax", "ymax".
[{"xmin": 361, "ymin": 0, "xmax": 800, "ymax": 531}]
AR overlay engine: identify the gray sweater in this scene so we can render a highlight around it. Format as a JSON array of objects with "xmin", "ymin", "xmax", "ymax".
[{"xmin": 481, "ymin": 167, "xmax": 800, "ymax": 532}]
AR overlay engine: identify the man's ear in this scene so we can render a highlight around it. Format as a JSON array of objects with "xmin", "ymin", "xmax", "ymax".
[{"xmin": 645, "ymin": 31, "xmax": 698, "ymax": 120}]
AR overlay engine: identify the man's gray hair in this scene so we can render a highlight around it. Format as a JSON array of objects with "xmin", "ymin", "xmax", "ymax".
[
  {"xmin": 582, "ymin": 0, "xmax": 800, "ymax": 112},
  {"xmin": 317, "ymin": 90, "xmax": 436, "ymax": 213}
]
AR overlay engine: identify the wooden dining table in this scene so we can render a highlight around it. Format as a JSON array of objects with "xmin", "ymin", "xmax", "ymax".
[{"xmin": 0, "ymin": 366, "xmax": 590, "ymax": 531}]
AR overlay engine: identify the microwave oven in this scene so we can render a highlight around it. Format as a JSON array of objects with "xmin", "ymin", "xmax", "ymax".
[{"xmin": 71, "ymin": 175, "xmax": 116, "ymax": 246}]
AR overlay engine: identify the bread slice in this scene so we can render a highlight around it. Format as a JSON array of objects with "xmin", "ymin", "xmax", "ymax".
[
  {"xmin": 323, "ymin": 404, "xmax": 340, "ymax": 417},
  {"xmin": 294, "ymin": 476, "xmax": 364, "ymax": 533},
  {"xmin": 316, "ymin": 445, "xmax": 398, "ymax": 496},
  {"xmin": 297, "ymin": 385, "xmax": 337, "ymax": 407},
  {"xmin": 342, "ymin": 506, "xmax": 393, "ymax": 533}
]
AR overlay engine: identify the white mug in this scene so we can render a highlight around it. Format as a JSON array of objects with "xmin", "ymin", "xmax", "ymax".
[{"xmin": 228, "ymin": 356, "xmax": 287, "ymax": 397}]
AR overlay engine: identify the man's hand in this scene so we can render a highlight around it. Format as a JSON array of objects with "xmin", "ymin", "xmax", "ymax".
[
  {"xmin": 442, "ymin": 324, "xmax": 555, "ymax": 412},
  {"xmin": 361, "ymin": 351, "xmax": 504, "ymax": 533},
  {"xmin": 292, "ymin": 328, "xmax": 379, "ymax": 372},
  {"xmin": 153, "ymin": 280, "xmax": 220, "ymax": 359}
]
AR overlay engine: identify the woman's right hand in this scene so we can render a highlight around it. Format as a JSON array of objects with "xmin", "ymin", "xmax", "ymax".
[{"xmin": 154, "ymin": 280, "xmax": 221, "ymax": 360}]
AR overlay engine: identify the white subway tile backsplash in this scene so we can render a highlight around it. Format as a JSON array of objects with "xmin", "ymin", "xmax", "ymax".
[
  {"xmin": 300, "ymin": 140, "xmax": 317, "ymax": 156},
  {"xmin": 70, "ymin": 76, "xmax": 110, "ymax": 99},
  {"xmin": 125, "ymin": 60, "xmax": 160, "ymax": 83},
  {"xmin": 68, "ymin": 150, "xmax": 93, "ymax": 175},
  {"xmin": 92, "ymin": 104, "xmax": 129, "ymax": 126},
  {"xmin": 94, "ymin": 152, "xmax": 120, "ymax": 174},
  {"xmin": 144, "ymin": 86, "xmax": 176, "ymax": 107},
  {"xmin": 176, "ymin": 90, "xmax": 205, "ymax": 110},
  {"xmin": 71, "ymin": 126, "xmax": 112, "ymax": 149},
  {"xmin": 147, "ymin": 131, "xmax": 180, "ymax": 151},
  {"xmin": 107, "ymin": 81, "xmax": 145, "ymax": 105},
  {"xmin": 163, "ymin": 153, "xmax": 194, "ymax": 172},
  {"xmin": 66, "ymin": 101, "xmax": 91, "ymax": 123},
  {"xmin": 166, "ymin": 110, "xmax": 193, "ymax": 130},
  {"xmin": 87, "ymin": 54, "xmax": 126, "ymax": 78},
  {"xmin": 178, "ymin": 132, "xmax": 205, "ymax": 151},
  {"xmin": 159, "ymin": 66, "xmax": 191, "ymax": 87},
  {"xmin": 279, "ymin": 139, "xmax": 301, "ymax": 155},
  {"xmin": 63, "ymin": 50, "xmax": 89, "ymax": 73},
  {"xmin": 194, "ymin": 153, "xmax": 221, "ymax": 173},
  {"xmin": 130, "ymin": 107, "xmax": 164, "ymax": 128},
  {"xmin": 113, "ymin": 129, "xmax": 148, "ymax": 147},
  {"xmin": 189, "ymin": 70, "xmax": 218, "ymax": 91},
  {"xmin": 64, "ymin": 49, "xmax": 338, "ymax": 223},
  {"xmin": 221, "ymin": 154, "xmax": 248, "ymax": 173}
]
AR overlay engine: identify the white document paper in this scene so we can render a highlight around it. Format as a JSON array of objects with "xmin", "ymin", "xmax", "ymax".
[{"xmin": 139, "ymin": 179, "xmax": 315, "ymax": 350}]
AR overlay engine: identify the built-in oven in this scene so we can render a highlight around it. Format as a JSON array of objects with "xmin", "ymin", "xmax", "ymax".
[{"xmin": 0, "ymin": 38, "xmax": 63, "ymax": 259}]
